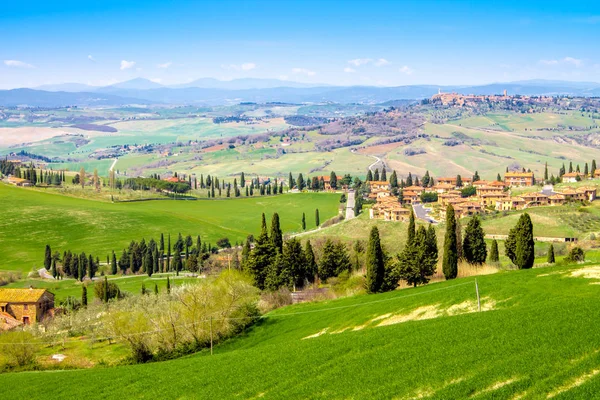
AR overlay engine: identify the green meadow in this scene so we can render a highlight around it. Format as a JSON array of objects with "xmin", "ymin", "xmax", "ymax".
[
  {"xmin": 0, "ymin": 183, "xmax": 340, "ymax": 273},
  {"xmin": 3, "ymin": 262, "xmax": 600, "ymax": 399}
]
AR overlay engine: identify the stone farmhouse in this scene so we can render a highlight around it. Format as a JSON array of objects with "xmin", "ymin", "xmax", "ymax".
[
  {"xmin": 504, "ymin": 172, "xmax": 535, "ymax": 187},
  {"xmin": 0, "ymin": 288, "xmax": 54, "ymax": 330}
]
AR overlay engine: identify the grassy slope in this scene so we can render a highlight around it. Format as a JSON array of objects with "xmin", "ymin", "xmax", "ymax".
[
  {"xmin": 0, "ymin": 184, "xmax": 339, "ymax": 272},
  {"xmin": 3, "ymin": 263, "xmax": 600, "ymax": 399}
]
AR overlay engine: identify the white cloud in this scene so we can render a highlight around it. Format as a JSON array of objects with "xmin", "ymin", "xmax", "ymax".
[
  {"xmin": 374, "ymin": 58, "xmax": 391, "ymax": 67},
  {"xmin": 4, "ymin": 60, "xmax": 34, "ymax": 68},
  {"xmin": 291, "ymin": 68, "xmax": 316, "ymax": 76},
  {"xmin": 563, "ymin": 57, "xmax": 583, "ymax": 67},
  {"xmin": 157, "ymin": 62, "xmax": 172, "ymax": 69},
  {"xmin": 221, "ymin": 62, "xmax": 257, "ymax": 71},
  {"xmin": 348, "ymin": 58, "xmax": 372, "ymax": 66},
  {"xmin": 344, "ymin": 67, "xmax": 356, "ymax": 73},
  {"xmin": 539, "ymin": 57, "xmax": 583, "ymax": 67},
  {"xmin": 88, "ymin": 55, "xmax": 96, "ymax": 62},
  {"xmin": 120, "ymin": 60, "xmax": 136, "ymax": 70},
  {"xmin": 149, "ymin": 78, "xmax": 162, "ymax": 83},
  {"xmin": 399, "ymin": 65, "xmax": 413, "ymax": 75}
]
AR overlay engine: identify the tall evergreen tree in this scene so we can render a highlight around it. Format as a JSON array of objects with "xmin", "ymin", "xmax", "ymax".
[
  {"xmin": 489, "ymin": 240, "xmax": 499, "ymax": 263},
  {"xmin": 302, "ymin": 212, "xmax": 306, "ymax": 230},
  {"xmin": 246, "ymin": 214, "xmax": 275, "ymax": 289},
  {"xmin": 319, "ymin": 239, "xmax": 338, "ymax": 281},
  {"xmin": 283, "ymin": 238, "xmax": 307, "ymax": 289},
  {"xmin": 315, "ymin": 209, "xmax": 320, "ymax": 227},
  {"xmin": 407, "ymin": 209, "xmax": 416, "ymax": 246},
  {"xmin": 44, "ymin": 244, "xmax": 52, "ymax": 271},
  {"xmin": 270, "ymin": 213, "xmax": 283, "ymax": 253},
  {"xmin": 390, "ymin": 170, "xmax": 398, "ymax": 188},
  {"xmin": 240, "ymin": 172, "xmax": 245, "ymax": 187},
  {"xmin": 473, "ymin": 171, "xmax": 480, "ymax": 182},
  {"xmin": 366, "ymin": 169, "xmax": 373, "ymax": 182},
  {"xmin": 330, "ymin": 171, "xmax": 338, "ymax": 190},
  {"xmin": 381, "ymin": 168, "xmax": 387, "ymax": 182},
  {"xmin": 456, "ymin": 174, "xmax": 463, "ymax": 188},
  {"xmin": 365, "ymin": 227, "xmax": 385, "ymax": 293},
  {"xmin": 397, "ymin": 225, "xmax": 437, "ymax": 287},
  {"xmin": 111, "ymin": 251, "xmax": 118, "ymax": 275},
  {"xmin": 304, "ymin": 240, "xmax": 317, "ymax": 283},
  {"xmin": 442, "ymin": 205, "xmax": 458, "ymax": 280},
  {"xmin": 547, "ymin": 244, "xmax": 555, "ymax": 264},
  {"xmin": 544, "ymin": 162, "xmax": 549, "ymax": 181},
  {"xmin": 297, "ymin": 173, "xmax": 305, "ymax": 190},
  {"xmin": 406, "ymin": 172, "xmax": 413, "ymax": 187},
  {"xmin": 82, "ymin": 286, "xmax": 88, "ymax": 307},
  {"xmin": 463, "ymin": 215, "xmax": 487, "ymax": 264},
  {"xmin": 592, "ymin": 160, "xmax": 597, "ymax": 177},
  {"xmin": 373, "ymin": 169, "xmax": 380, "ymax": 181},
  {"xmin": 505, "ymin": 213, "xmax": 535, "ymax": 269}
]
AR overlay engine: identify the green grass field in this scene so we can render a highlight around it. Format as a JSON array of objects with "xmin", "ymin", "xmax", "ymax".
[
  {"xmin": 0, "ymin": 183, "xmax": 340, "ymax": 272},
  {"xmin": 3, "ymin": 261, "xmax": 600, "ymax": 399}
]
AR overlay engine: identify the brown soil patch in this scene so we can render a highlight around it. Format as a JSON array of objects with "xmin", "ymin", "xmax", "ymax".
[{"xmin": 201, "ymin": 144, "xmax": 227, "ymax": 153}]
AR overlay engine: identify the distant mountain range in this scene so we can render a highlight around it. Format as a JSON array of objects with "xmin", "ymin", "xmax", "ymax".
[{"xmin": 1, "ymin": 78, "xmax": 599, "ymax": 107}]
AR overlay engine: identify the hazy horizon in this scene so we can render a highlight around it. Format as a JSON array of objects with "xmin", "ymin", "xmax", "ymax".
[{"xmin": 2, "ymin": 0, "xmax": 600, "ymax": 90}]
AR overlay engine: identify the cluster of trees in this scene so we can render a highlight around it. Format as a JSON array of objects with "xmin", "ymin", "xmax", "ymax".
[
  {"xmin": 543, "ymin": 159, "xmax": 597, "ymax": 183},
  {"xmin": 365, "ymin": 168, "xmax": 436, "ymax": 189},
  {"xmin": 242, "ymin": 213, "xmax": 317, "ymax": 291},
  {"xmin": 288, "ymin": 171, "xmax": 355, "ymax": 191},
  {"xmin": 44, "ymin": 245, "xmax": 100, "ymax": 281},
  {"xmin": 0, "ymin": 158, "xmax": 19, "ymax": 177},
  {"xmin": 121, "ymin": 177, "xmax": 191, "ymax": 194}
]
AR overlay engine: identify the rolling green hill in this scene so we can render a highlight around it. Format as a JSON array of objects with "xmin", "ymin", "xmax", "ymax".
[
  {"xmin": 0, "ymin": 183, "xmax": 340, "ymax": 272},
  {"xmin": 2, "ymin": 262, "xmax": 600, "ymax": 399}
]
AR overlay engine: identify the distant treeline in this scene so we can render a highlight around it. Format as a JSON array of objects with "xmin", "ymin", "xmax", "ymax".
[{"xmin": 122, "ymin": 177, "xmax": 191, "ymax": 193}]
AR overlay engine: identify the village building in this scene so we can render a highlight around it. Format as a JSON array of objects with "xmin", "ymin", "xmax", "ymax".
[
  {"xmin": 315, "ymin": 175, "xmax": 344, "ymax": 191},
  {"xmin": 0, "ymin": 288, "xmax": 54, "ymax": 329},
  {"xmin": 369, "ymin": 181, "xmax": 390, "ymax": 191},
  {"xmin": 561, "ymin": 172, "xmax": 583, "ymax": 183},
  {"xmin": 576, "ymin": 187, "xmax": 597, "ymax": 202},
  {"xmin": 521, "ymin": 192, "xmax": 549, "ymax": 206},
  {"xmin": 496, "ymin": 196, "xmax": 526, "ymax": 211},
  {"xmin": 163, "ymin": 176, "xmax": 186, "ymax": 183},
  {"xmin": 402, "ymin": 190, "xmax": 420, "ymax": 205},
  {"xmin": 548, "ymin": 194, "xmax": 566, "ymax": 206},
  {"xmin": 6, "ymin": 176, "xmax": 32, "ymax": 186},
  {"xmin": 480, "ymin": 192, "xmax": 509, "ymax": 207},
  {"xmin": 436, "ymin": 176, "xmax": 472, "ymax": 188},
  {"xmin": 472, "ymin": 180, "xmax": 490, "ymax": 188},
  {"xmin": 369, "ymin": 196, "xmax": 411, "ymax": 222},
  {"xmin": 403, "ymin": 185, "xmax": 425, "ymax": 195},
  {"xmin": 595, "ymin": 169, "xmax": 600, "ymax": 179},
  {"xmin": 504, "ymin": 172, "xmax": 535, "ymax": 187},
  {"xmin": 438, "ymin": 193, "xmax": 460, "ymax": 206},
  {"xmin": 432, "ymin": 183, "xmax": 455, "ymax": 193},
  {"xmin": 476, "ymin": 185, "xmax": 505, "ymax": 197}
]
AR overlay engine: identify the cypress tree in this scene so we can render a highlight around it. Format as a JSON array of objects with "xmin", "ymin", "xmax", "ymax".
[
  {"xmin": 111, "ymin": 251, "xmax": 117, "ymax": 275},
  {"xmin": 407, "ymin": 209, "xmax": 416, "ymax": 246},
  {"xmin": 497, "ymin": 173, "xmax": 502, "ymax": 182},
  {"xmin": 166, "ymin": 276, "xmax": 171, "ymax": 294},
  {"xmin": 315, "ymin": 209, "xmax": 320, "ymax": 227},
  {"xmin": 569, "ymin": 161, "xmax": 573, "ymax": 173},
  {"xmin": 302, "ymin": 212, "xmax": 306, "ymax": 230},
  {"xmin": 154, "ymin": 283, "xmax": 159, "ymax": 295},
  {"xmin": 592, "ymin": 160, "xmax": 597, "ymax": 176},
  {"xmin": 318, "ymin": 239, "xmax": 338, "ymax": 281},
  {"xmin": 463, "ymin": 215, "xmax": 487, "ymax": 264},
  {"xmin": 544, "ymin": 162, "xmax": 549, "ymax": 181},
  {"xmin": 82, "ymin": 286, "xmax": 88, "ymax": 307},
  {"xmin": 270, "ymin": 213, "xmax": 283, "ymax": 253},
  {"xmin": 44, "ymin": 245, "xmax": 52, "ymax": 270},
  {"xmin": 406, "ymin": 172, "xmax": 413, "ymax": 187},
  {"xmin": 373, "ymin": 169, "xmax": 380, "ymax": 181},
  {"xmin": 167, "ymin": 234, "xmax": 171, "ymax": 271},
  {"xmin": 241, "ymin": 172, "xmax": 245, "ymax": 187},
  {"xmin": 366, "ymin": 170, "xmax": 373, "ymax": 182},
  {"xmin": 51, "ymin": 258, "xmax": 58, "ymax": 279},
  {"xmin": 366, "ymin": 227, "xmax": 385, "ymax": 293},
  {"xmin": 246, "ymin": 213, "xmax": 275, "ymax": 289},
  {"xmin": 456, "ymin": 174, "xmax": 463, "ymax": 188},
  {"xmin": 547, "ymin": 244, "xmax": 555, "ymax": 264},
  {"xmin": 505, "ymin": 213, "xmax": 535, "ymax": 269},
  {"xmin": 442, "ymin": 205, "xmax": 458, "ymax": 280},
  {"xmin": 390, "ymin": 170, "xmax": 398, "ymax": 188},
  {"xmin": 304, "ymin": 240, "xmax": 317, "ymax": 283},
  {"xmin": 381, "ymin": 168, "xmax": 387, "ymax": 182},
  {"xmin": 330, "ymin": 171, "xmax": 338, "ymax": 190},
  {"xmin": 241, "ymin": 237, "xmax": 251, "ymax": 270},
  {"xmin": 489, "ymin": 239, "xmax": 499, "ymax": 263}
]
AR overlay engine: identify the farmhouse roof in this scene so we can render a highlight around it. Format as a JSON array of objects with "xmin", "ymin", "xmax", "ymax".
[
  {"xmin": 505, "ymin": 172, "xmax": 534, "ymax": 177},
  {"xmin": 0, "ymin": 288, "xmax": 51, "ymax": 303},
  {"xmin": 562, "ymin": 172, "xmax": 582, "ymax": 178}
]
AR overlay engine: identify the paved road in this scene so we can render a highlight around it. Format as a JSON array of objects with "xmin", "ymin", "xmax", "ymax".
[
  {"xmin": 412, "ymin": 203, "xmax": 437, "ymax": 224},
  {"xmin": 109, "ymin": 158, "xmax": 118, "ymax": 172}
]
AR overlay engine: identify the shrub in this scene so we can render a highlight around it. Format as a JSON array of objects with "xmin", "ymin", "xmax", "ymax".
[
  {"xmin": 0, "ymin": 331, "xmax": 40, "ymax": 368},
  {"xmin": 565, "ymin": 247, "xmax": 585, "ymax": 263},
  {"xmin": 94, "ymin": 278, "xmax": 121, "ymax": 302}
]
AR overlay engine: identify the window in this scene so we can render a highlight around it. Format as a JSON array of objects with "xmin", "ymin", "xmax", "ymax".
[{"xmin": 23, "ymin": 304, "xmax": 28, "ymax": 311}]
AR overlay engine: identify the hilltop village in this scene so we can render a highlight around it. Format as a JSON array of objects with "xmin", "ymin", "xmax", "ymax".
[{"xmin": 368, "ymin": 168, "xmax": 600, "ymax": 223}]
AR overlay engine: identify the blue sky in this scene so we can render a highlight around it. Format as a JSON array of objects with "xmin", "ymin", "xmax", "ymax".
[{"xmin": 1, "ymin": 0, "xmax": 600, "ymax": 89}]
